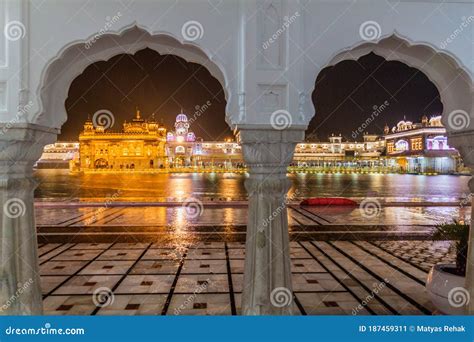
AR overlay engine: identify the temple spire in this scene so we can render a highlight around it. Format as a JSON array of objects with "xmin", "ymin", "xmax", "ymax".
[{"xmin": 135, "ymin": 107, "xmax": 141, "ymax": 120}]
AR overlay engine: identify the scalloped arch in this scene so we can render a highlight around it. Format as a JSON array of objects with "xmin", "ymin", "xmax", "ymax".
[
  {"xmin": 312, "ymin": 32, "xmax": 473, "ymax": 135},
  {"xmin": 34, "ymin": 24, "xmax": 231, "ymax": 129}
]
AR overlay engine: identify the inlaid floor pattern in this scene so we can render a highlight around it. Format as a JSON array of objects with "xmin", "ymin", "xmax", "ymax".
[{"xmin": 38, "ymin": 240, "xmax": 455, "ymax": 315}]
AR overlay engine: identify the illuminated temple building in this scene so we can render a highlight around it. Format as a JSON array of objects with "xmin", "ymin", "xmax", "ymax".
[
  {"xmin": 78, "ymin": 109, "xmax": 167, "ymax": 170},
  {"xmin": 384, "ymin": 115, "xmax": 461, "ymax": 173},
  {"xmin": 37, "ymin": 112, "xmax": 463, "ymax": 174}
]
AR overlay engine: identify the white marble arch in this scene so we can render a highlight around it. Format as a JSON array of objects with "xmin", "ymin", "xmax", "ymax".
[
  {"xmin": 34, "ymin": 24, "xmax": 235, "ymax": 130},
  {"xmin": 2, "ymin": 0, "xmax": 474, "ymax": 316},
  {"xmin": 308, "ymin": 33, "xmax": 474, "ymax": 314},
  {"xmin": 0, "ymin": 24, "xmax": 238, "ymax": 316},
  {"xmin": 315, "ymin": 33, "xmax": 473, "ymax": 133}
]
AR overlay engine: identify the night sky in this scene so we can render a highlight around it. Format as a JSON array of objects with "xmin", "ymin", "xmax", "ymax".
[{"xmin": 61, "ymin": 49, "xmax": 442, "ymax": 142}]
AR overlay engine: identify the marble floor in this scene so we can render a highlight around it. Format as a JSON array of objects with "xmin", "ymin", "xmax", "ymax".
[
  {"xmin": 33, "ymin": 203, "xmax": 462, "ymax": 315},
  {"xmin": 38, "ymin": 239, "xmax": 455, "ymax": 315}
]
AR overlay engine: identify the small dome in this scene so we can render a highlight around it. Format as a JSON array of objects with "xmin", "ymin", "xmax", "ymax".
[{"xmin": 176, "ymin": 113, "xmax": 188, "ymax": 122}]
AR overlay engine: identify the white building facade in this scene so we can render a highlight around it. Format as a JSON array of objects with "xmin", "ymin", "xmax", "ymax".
[{"xmin": 0, "ymin": 0, "xmax": 473, "ymax": 315}]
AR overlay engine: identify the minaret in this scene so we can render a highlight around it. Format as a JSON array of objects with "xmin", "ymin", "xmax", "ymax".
[
  {"xmin": 83, "ymin": 114, "xmax": 95, "ymax": 133},
  {"xmin": 421, "ymin": 114, "xmax": 428, "ymax": 126}
]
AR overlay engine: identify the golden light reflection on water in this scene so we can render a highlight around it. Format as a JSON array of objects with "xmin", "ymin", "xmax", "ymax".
[
  {"xmin": 35, "ymin": 169, "xmax": 470, "ymax": 203},
  {"xmin": 168, "ymin": 176, "xmax": 193, "ymax": 201},
  {"xmin": 166, "ymin": 206, "xmax": 196, "ymax": 248}
]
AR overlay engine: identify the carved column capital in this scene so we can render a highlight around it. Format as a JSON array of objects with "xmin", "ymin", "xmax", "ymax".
[
  {"xmin": 0, "ymin": 123, "xmax": 58, "ymax": 178},
  {"xmin": 237, "ymin": 128, "xmax": 304, "ymax": 174}
]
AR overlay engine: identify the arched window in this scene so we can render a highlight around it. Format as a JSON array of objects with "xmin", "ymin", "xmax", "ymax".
[
  {"xmin": 430, "ymin": 136, "xmax": 448, "ymax": 150},
  {"xmin": 395, "ymin": 140, "xmax": 409, "ymax": 151}
]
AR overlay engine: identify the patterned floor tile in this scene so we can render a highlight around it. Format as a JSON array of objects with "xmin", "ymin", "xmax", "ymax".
[
  {"xmin": 114, "ymin": 275, "xmax": 175, "ymax": 294},
  {"xmin": 78, "ymin": 260, "xmax": 135, "ymax": 275},
  {"xmin": 96, "ymin": 294, "xmax": 167, "ymax": 315},
  {"xmin": 129, "ymin": 260, "xmax": 180, "ymax": 275},
  {"xmin": 43, "ymin": 295, "xmax": 98, "ymax": 315},
  {"xmin": 40, "ymin": 261, "xmax": 88, "ymax": 276},
  {"xmin": 52, "ymin": 275, "xmax": 122, "ymax": 295},
  {"xmin": 169, "ymin": 294, "xmax": 232, "ymax": 315}
]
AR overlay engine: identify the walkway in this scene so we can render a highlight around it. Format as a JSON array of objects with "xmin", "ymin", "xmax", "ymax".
[
  {"xmin": 38, "ymin": 240, "xmax": 454, "ymax": 315},
  {"xmin": 34, "ymin": 203, "xmax": 460, "ymax": 315}
]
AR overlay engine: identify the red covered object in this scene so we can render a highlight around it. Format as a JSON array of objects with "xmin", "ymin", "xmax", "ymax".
[{"xmin": 300, "ymin": 198, "xmax": 357, "ymax": 206}]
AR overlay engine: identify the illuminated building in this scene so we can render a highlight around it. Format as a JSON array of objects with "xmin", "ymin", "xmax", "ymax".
[
  {"xmin": 78, "ymin": 109, "xmax": 167, "ymax": 171},
  {"xmin": 384, "ymin": 115, "xmax": 460, "ymax": 173},
  {"xmin": 196, "ymin": 139, "xmax": 244, "ymax": 169},
  {"xmin": 41, "ymin": 112, "xmax": 461, "ymax": 174},
  {"xmin": 36, "ymin": 142, "xmax": 79, "ymax": 169},
  {"xmin": 293, "ymin": 133, "xmax": 386, "ymax": 168},
  {"xmin": 166, "ymin": 112, "xmax": 244, "ymax": 168},
  {"xmin": 165, "ymin": 112, "xmax": 197, "ymax": 167}
]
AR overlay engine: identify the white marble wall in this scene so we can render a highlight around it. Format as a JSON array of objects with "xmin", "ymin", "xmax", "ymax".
[{"xmin": 0, "ymin": 0, "xmax": 472, "ymax": 315}]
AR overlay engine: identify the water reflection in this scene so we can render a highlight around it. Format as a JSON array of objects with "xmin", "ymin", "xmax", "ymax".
[{"xmin": 34, "ymin": 169, "xmax": 470, "ymax": 203}]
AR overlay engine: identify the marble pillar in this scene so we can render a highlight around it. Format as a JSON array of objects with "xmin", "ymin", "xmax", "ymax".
[
  {"xmin": 238, "ymin": 128, "xmax": 304, "ymax": 315},
  {"xmin": 449, "ymin": 130, "xmax": 474, "ymax": 314},
  {"xmin": 466, "ymin": 176, "xmax": 474, "ymax": 314},
  {"xmin": 0, "ymin": 124, "xmax": 57, "ymax": 315}
]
